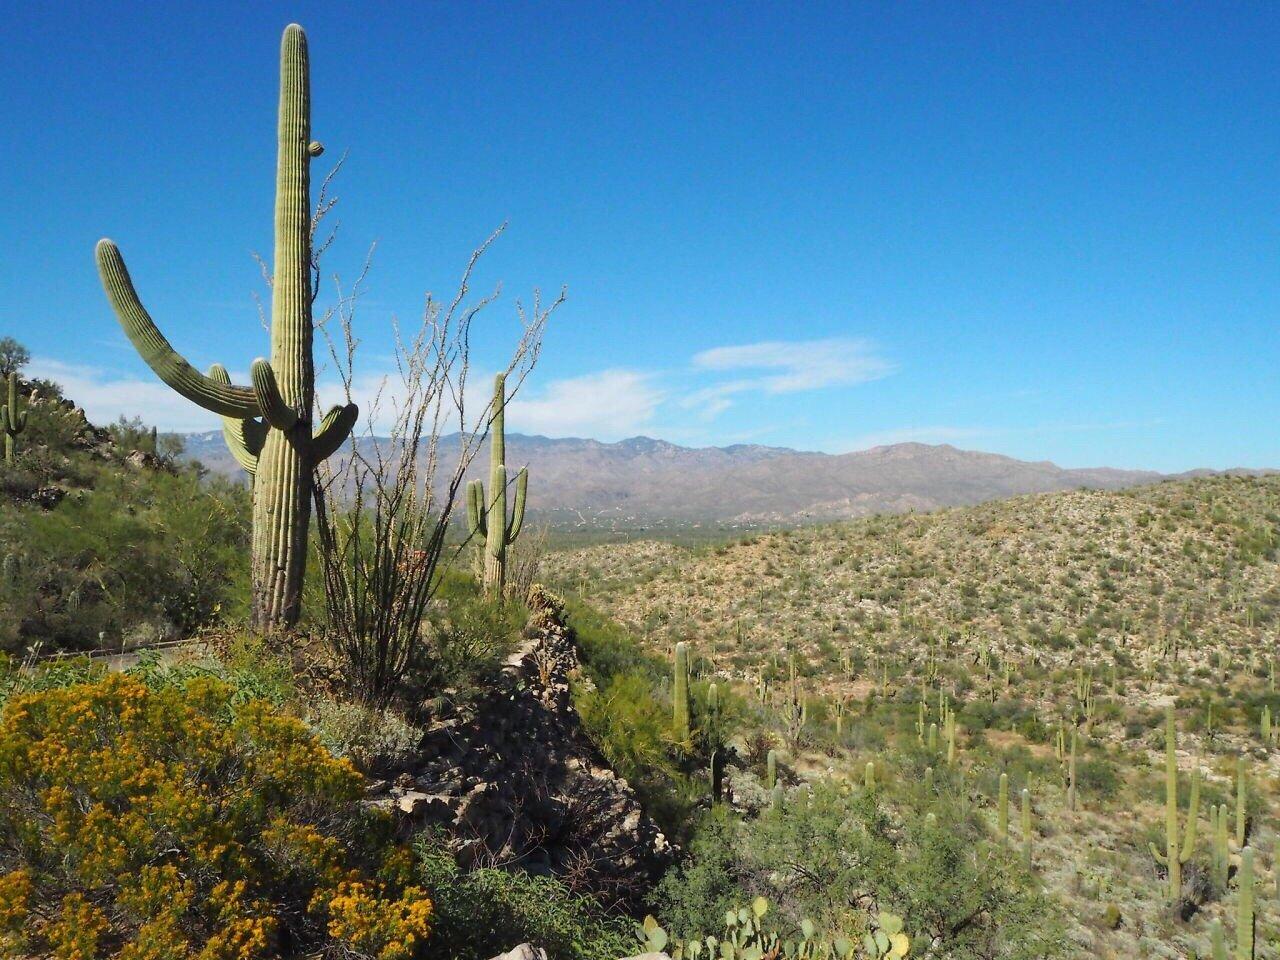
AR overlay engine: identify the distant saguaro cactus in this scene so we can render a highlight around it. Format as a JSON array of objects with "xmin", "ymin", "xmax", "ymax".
[
  {"xmin": 1149, "ymin": 708, "xmax": 1200, "ymax": 905},
  {"xmin": 1020, "ymin": 787, "xmax": 1032, "ymax": 868},
  {"xmin": 766, "ymin": 748, "xmax": 778, "ymax": 789},
  {"xmin": 1, "ymin": 372, "xmax": 25, "ymax": 463},
  {"xmin": 94, "ymin": 25, "xmax": 357, "ymax": 631},
  {"xmin": 1237, "ymin": 846, "xmax": 1255, "ymax": 960},
  {"xmin": 672, "ymin": 641, "xmax": 691, "ymax": 744},
  {"xmin": 466, "ymin": 373, "xmax": 527, "ymax": 599}
]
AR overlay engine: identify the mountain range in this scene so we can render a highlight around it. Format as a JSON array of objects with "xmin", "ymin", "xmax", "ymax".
[{"xmin": 182, "ymin": 431, "xmax": 1269, "ymax": 529}]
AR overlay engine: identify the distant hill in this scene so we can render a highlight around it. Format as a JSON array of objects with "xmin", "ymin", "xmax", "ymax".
[{"xmin": 181, "ymin": 430, "xmax": 1266, "ymax": 529}]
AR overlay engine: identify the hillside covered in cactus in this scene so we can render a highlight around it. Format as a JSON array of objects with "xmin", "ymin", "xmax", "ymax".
[{"xmin": 550, "ymin": 474, "xmax": 1280, "ymax": 958}]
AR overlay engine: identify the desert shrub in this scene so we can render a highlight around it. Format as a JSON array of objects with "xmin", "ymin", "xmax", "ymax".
[
  {"xmin": 0, "ymin": 468, "xmax": 250, "ymax": 653},
  {"xmin": 414, "ymin": 838, "xmax": 631, "ymax": 960},
  {"xmin": 650, "ymin": 808, "xmax": 741, "ymax": 938},
  {"xmin": 397, "ymin": 570, "xmax": 523, "ymax": 706},
  {"xmin": 308, "ymin": 699, "xmax": 424, "ymax": 776},
  {"xmin": 654, "ymin": 783, "xmax": 1067, "ymax": 959},
  {"xmin": 0, "ymin": 673, "xmax": 431, "ymax": 959}
]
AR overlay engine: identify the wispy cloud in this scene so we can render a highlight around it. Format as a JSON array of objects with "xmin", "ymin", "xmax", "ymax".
[
  {"xmin": 506, "ymin": 369, "xmax": 665, "ymax": 440},
  {"xmin": 692, "ymin": 338, "xmax": 894, "ymax": 393}
]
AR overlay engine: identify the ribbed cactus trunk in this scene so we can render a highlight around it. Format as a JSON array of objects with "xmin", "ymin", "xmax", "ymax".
[
  {"xmin": 467, "ymin": 373, "xmax": 527, "ymax": 601},
  {"xmin": 672, "ymin": 641, "xmax": 691, "ymax": 744},
  {"xmin": 93, "ymin": 24, "xmax": 358, "ymax": 635},
  {"xmin": 1, "ymin": 372, "xmax": 25, "ymax": 464},
  {"xmin": 253, "ymin": 25, "xmax": 315, "ymax": 629}
]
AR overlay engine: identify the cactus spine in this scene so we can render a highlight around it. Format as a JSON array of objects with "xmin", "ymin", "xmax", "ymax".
[
  {"xmin": 672, "ymin": 641, "xmax": 691, "ymax": 744},
  {"xmin": 1, "ymin": 372, "xmax": 26, "ymax": 463},
  {"xmin": 466, "ymin": 373, "xmax": 527, "ymax": 599},
  {"xmin": 1148, "ymin": 708, "xmax": 1200, "ymax": 905},
  {"xmin": 95, "ymin": 25, "xmax": 357, "ymax": 631}
]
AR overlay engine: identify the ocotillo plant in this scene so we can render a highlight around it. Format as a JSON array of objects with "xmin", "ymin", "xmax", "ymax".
[
  {"xmin": 0, "ymin": 372, "xmax": 25, "ymax": 464},
  {"xmin": 466, "ymin": 373, "xmax": 527, "ymax": 599},
  {"xmin": 95, "ymin": 24, "xmax": 358, "ymax": 631},
  {"xmin": 672, "ymin": 641, "xmax": 691, "ymax": 744},
  {"xmin": 1149, "ymin": 708, "xmax": 1201, "ymax": 905}
]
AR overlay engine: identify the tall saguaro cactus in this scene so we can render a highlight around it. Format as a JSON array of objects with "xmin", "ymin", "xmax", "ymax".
[
  {"xmin": 94, "ymin": 25, "xmax": 357, "ymax": 631},
  {"xmin": 1, "ymin": 372, "xmax": 26, "ymax": 463},
  {"xmin": 1149, "ymin": 708, "xmax": 1201, "ymax": 905},
  {"xmin": 466, "ymin": 373, "xmax": 527, "ymax": 599}
]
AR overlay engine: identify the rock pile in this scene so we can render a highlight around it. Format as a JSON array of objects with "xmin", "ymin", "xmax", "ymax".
[{"xmin": 368, "ymin": 586, "xmax": 673, "ymax": 907}]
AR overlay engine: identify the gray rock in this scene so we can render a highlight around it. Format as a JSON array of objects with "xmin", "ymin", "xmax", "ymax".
[{"xmin": 487, "ymin": 944, "xmax": 549, "ymax": 960}]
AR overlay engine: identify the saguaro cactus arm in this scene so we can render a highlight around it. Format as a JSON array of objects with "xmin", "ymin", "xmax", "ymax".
[
  {"xmin": 95, "ymin": 240, "xmax": 262, "ymax": 419},
  {"xmin": 208, "ymin": 365, "xmax": 267, "ymax": 475},
  {"xmin": 250, "ymin": 358, "xmax": 299, "ymax": 430},
  {"xmin": 311, "ymin": 403, "xmax": 358, "ymax": 461},
  {"xmin": 467, "ymin": 479, "xmax": 488, "ymax": 539},
  {"xmin": 506, "ymin": 467, "xmax": 528, "ymax": 541}
]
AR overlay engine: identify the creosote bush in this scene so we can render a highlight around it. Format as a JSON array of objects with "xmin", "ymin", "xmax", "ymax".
[{"xmin": 0, "ymin": 673, "xmax": 431, "ymax": 959}]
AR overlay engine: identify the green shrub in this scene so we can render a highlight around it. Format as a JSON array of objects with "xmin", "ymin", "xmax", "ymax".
[{"xmin": 414, "ymin": 837, "xmax": 631, "ymax": 960}]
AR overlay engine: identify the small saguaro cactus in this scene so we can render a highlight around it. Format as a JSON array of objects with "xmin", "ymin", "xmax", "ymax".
[
  {"xmin": 1235, "ymin": 755, "xmax": 1248, "ymax": 848},
  {"xmin": 1212, "ymin": 803, "xmax": 1230, "ymax": 889},
  {"xmin": 95, "ymin": 24, "xmax": 358, "ymax": 632},
  {"xmin": 1, "ymin": 371, "xmax": 26, "ymax": 463},
  {"xmin": 707, "ymin": 683, "xmax": 723, "ymax": 802},
  {"xmin": 1261, "ymin": 705, "xmax": 1272, "ymax": 746},
  {"xmin": 864, "ymin": 760, "xmax": 876, "ymax": 792},
  {"xmin": 672, "ymin": 641, "xmax": 692, "ymax": 744},
  {"xmin": 1067, "ymin": 729, "xmax": 1078, "ymax": 812},
  {"xmin": 766, "ymin": 749, "xmax": 778, "ymax": 789},
  {"xmin": 1237, "ymin": 846, "xmax": 1255, "ymax": 960},
  {"xmin": 997, "ymin": 772, "xmax": 1009, "ymax": 843},
  {"xmin": 1149, "ymin": 707, "xmax": 1201, "ymax": 905},
  {"xmin": 1020, "ymin": 787, "xmax": 1032, "ymax": 868},
  {"xmin": 466, "ymin": 373, "xmax": 527, "ymax": 599}
]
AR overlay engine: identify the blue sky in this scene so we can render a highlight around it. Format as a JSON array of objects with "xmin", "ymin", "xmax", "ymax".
[{"xmin": 2, "ymin": 2, "xmax": 1279, "ymax": 471}]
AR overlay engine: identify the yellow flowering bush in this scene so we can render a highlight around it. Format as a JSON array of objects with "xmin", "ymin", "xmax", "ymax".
[{"xmin": 0, "ymin": 673, "xmax": 431, "ymax": 959}]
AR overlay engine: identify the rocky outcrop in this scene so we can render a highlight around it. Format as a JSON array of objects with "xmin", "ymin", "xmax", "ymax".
[{"xmin": 368, "ymin": 587, "xmax": 672, "ymax": 907}]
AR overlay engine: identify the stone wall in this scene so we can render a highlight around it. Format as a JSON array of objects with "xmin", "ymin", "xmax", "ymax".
[{"xmin": 367, "ymin": 587, "xmax": 672, "ymax": 907}]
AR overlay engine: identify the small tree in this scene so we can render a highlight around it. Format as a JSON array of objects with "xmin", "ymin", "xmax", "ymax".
[{"xmin": 0, "ymin": 338, "xmax": 29, "ymax": 378}]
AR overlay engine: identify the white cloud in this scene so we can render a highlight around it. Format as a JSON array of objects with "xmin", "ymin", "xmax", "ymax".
[
  {"xmin": 506, "ymin": 369, "xmax": 664, "ymax": 439},
  {"xmin": 692, "ymin": 338, "xmax": 894, "ymax": 394}
]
